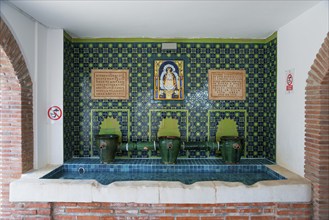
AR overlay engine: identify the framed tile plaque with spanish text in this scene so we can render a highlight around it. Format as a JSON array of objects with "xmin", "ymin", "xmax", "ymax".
[
  {"xmin": 208, "ymin": 70, "xmax": 246, "ymax": 100},
  {"xmin": 91, "ymin": 69, "xmax": 129, "ymax": 100}
]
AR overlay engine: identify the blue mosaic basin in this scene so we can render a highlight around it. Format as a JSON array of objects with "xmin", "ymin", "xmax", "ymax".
[{"xmin": 41, "ymin": 159, "xmax": 286, "ymax": 185}]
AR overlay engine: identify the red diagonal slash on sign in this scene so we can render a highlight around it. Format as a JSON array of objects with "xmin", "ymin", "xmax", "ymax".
[{"xmin": 48, "ymin": 106, "xmax": 62, "ymax": 120}]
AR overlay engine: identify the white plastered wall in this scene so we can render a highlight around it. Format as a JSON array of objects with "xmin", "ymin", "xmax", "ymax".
[
  {"xmin": 277, "ymin": 0, "xmax": 329, "ymax": 176},
  {"xmin": 0, "ymin": 2, "xmax": 64, "ymax": 168}
]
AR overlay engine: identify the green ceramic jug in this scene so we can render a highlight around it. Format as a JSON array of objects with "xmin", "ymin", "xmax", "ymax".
[
  {"xmin": 96, "ymin": 134, "xmax": 119, "ymax": 163},
  {"xmin": 220, "ymin": 136, "xmax": 243, "ymax": 164},
  {"xmin": 158, "ymin": 136, "xmax": 181, "ymax": 164}
]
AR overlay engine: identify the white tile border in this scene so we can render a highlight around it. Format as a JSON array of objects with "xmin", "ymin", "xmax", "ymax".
[{"xmin": 9, "ymin": 164, "xmax": 311, "ymax": 203}]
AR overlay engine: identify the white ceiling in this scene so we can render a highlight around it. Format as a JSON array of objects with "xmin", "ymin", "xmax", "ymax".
[{"xmin": 9, "ymin": 0, "xmax": 321, "ymax": 39}]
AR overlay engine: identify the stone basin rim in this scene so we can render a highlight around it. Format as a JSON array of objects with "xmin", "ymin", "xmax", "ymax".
[{"xmin": 9, "ymin": 164, "xmax": 312, "ymax": 204}]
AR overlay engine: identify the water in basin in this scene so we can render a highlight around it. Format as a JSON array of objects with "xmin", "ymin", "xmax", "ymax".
[{"xmin": 42, "ymin": 159, "xmax": 285, "ymax": 185}]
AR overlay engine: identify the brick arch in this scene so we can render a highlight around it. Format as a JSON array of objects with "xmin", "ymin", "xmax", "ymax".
[
  {"xmin": 304, "ymin": 33, "xmax": 329, "ymax": 220},
  {"xmin": 0, "ymin": 17, "xmax": 33, "ymax": 217}
]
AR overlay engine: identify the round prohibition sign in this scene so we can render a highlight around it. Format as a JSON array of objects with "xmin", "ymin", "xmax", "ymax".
[
  {"xmin": 48, "ymin": 106, "xmax": 62, "ymax": 120},
  {"xmin": 287, "ymin": 73, "xmax": 293, "ymax": 85}
]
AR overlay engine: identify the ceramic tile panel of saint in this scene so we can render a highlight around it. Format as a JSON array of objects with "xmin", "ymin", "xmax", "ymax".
[{"xmin": 154, "ymin": 60, "xmax": 184, "ymax": 100}]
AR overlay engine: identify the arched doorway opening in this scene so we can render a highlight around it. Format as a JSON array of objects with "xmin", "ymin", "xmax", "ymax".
[
  {"xmin": 304, "ymin": 33, "xmax": 329, "ymax": 220},
  {"xmin": 0, "ymin": 17, "xmax": 33, "ymax": 217}
]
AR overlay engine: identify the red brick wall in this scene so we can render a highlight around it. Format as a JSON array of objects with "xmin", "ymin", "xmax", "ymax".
[
  {"xmin": 304, "ymin": 33, "xmax": 329, "ymax": 220},
  {"xmin": 0, "ymin": 18, "xmax": 33, "ymax": 173},
  {"xmin": 10, "ymin": 202, "xmax": 311, "ymax": 220},
  {"xmin": 0, "ymin": 17, "xmax": 34, "ymax": 218}
]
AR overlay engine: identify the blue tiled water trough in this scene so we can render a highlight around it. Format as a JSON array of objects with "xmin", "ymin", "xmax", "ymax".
[{"xmin": 41, "ymin": 158, "xmax": 286, "ymax": 185}]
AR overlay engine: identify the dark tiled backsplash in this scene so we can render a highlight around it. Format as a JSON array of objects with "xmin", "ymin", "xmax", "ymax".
[{"xmin": 64, "ymin": 39, "xmax": 277, "ymax": 161}]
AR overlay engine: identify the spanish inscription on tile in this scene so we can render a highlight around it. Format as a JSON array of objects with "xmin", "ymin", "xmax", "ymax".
[
  {"xmin": 91, "ymin": 69, "xmax": 129, "ymax": 100},
  {"xmin": 208, "ymin": 70, "xmax": 246, "ymax": 100}
]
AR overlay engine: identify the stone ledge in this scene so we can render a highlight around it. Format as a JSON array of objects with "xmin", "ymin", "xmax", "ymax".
[{"xmin": 10, "ymin": 164, "xmax": 311, "ymax": 204}]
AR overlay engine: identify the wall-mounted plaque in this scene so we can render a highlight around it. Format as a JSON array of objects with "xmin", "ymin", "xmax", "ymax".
[
  {"xmin": 208, "ymin": 70, "xmax": 246, "ymax": 100},
  {"xmin": 91, "ymin": 69, "xmax": 129, "ymax": 100}
]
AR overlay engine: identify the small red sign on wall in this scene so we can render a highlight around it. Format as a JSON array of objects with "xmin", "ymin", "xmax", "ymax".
[
  {"xmin": 285, "ymin": 69, "xmax": 294, "ymax": 93},
  {"xmin": 48, "ymin": 106, "xmax": 62, "ymax": 120}
]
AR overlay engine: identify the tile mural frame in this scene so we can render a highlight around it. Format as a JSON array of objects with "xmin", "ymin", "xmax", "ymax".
[
  {"xmin": 90, "ymin": 109, "xmax": 131, "ymax": 156},
  {"xmin": 149, "ymin": 109, "xmax": 189, "ymax": 141},
  {"xmin": 208, "ymin": 110, "xmax": 248, "ymax": 156}
]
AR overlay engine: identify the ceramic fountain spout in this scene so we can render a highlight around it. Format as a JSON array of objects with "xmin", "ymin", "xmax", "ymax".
[{"xmin": 158, "ymin": 136, "xmax": 181, "ymax": 164}]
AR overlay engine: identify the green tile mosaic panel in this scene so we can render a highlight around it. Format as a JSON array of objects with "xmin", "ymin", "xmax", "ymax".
[
  {"xmin": 63, "ymin": 37, "xmax": 277, "ymax": 161},
  {"xmin": 263, "ymin": 39, "xmax": 277, "ymax": 160},
  {"xmin": 63, "ymin": 37, "xmax": 75, "ymax": 161}
]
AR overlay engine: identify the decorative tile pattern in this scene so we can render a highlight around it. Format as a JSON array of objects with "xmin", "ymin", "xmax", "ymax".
[
  {"xmin": 264, "ymin": 40, "xmax": 277, "ymax": 160},
  {"xmin": 63, "ymin": 158, "xmax": 274, "ymax": 165},
  {"xmin": 63, "ymin": 37, "xmax": 76, "ymax": 160},
  {"xmin": 63, "ymin": 38, "xmax": 277, "ymax": 161}
]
